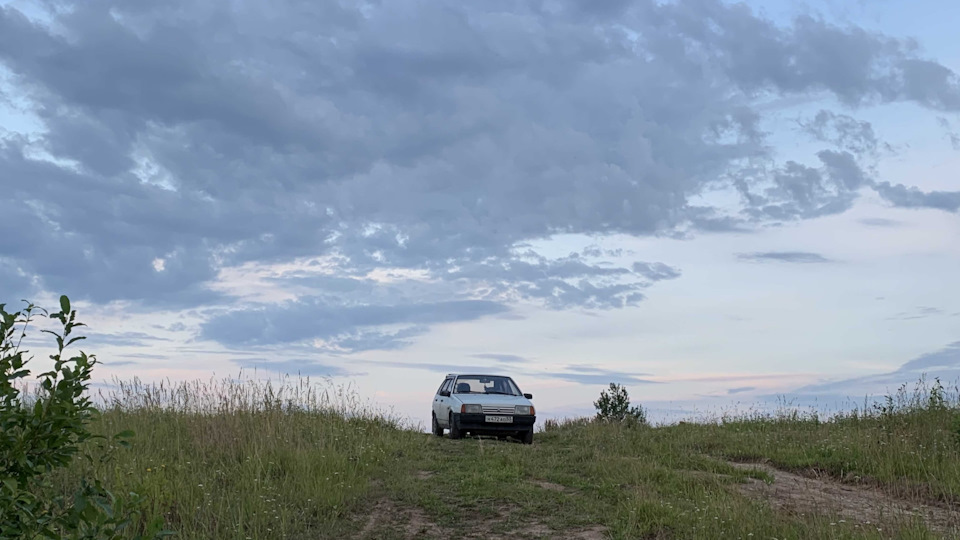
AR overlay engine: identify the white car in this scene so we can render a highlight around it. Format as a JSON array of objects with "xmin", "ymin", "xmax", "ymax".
[{"xmin": 431, "ymin": 373, "xmax": 536, "ymax": 444}]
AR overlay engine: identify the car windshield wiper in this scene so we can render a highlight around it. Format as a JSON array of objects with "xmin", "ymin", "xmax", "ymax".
[{"xmin": 484, "ymin": 391, "xmax": 518, "ymax": 396}]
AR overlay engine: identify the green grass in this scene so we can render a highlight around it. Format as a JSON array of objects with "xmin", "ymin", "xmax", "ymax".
[{"xmin": 48, "ymin": 376, "xmax": 960, "ymax": 539}]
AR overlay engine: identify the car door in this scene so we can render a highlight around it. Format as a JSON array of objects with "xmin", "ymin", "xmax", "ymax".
[{"xmin": 433, "ymin": 378, "xmax": 452, "ymax": 424}]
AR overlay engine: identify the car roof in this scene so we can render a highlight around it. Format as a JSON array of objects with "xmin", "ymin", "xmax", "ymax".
[{"xmin": 446, "ymin": 373, "xmax": 512, "ymax": 378}]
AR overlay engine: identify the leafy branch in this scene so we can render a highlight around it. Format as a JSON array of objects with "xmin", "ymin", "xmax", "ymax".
[{"xmin": 1, "ymin": 295, "xmax": 171, "ymax": 539}]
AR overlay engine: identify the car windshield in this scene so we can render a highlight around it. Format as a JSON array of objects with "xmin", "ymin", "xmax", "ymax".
[{"xmin": 453, "ymin": 375, "xmax": 521, "ymax": 395}]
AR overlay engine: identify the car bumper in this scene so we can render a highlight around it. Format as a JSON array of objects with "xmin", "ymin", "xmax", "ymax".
[{"xmin": 453, "ymin": 413, "xmax": 536, "ymax": 433}]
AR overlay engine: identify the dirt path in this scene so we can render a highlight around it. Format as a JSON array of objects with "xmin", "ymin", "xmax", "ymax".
[
  {"xmin": 357, "ymin": 500, "xmax": 606, "ymax": 540},
  {"xmin": 357, "ymin": 473, "xmax": 607, "ymax": 539},
  {"xmin": 358, "ymin": 499, "xmax": 444, "ymax": 539},
  {"xmin": 729, "ymin": 461, "xmax": 960, "ymax": 537}
]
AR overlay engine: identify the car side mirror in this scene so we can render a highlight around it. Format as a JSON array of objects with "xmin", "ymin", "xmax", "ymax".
[
  {"xmin": 523, "ymin": 393, "xmax": 533, "ymax": 399},
  {"xmin": 440, "ymin": 391, "xmax": 451, "ymax": 397}
]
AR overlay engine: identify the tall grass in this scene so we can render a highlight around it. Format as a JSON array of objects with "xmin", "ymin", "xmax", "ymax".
[
  {"xmin": 696, "ymin": 377, "xmax": 960, "ymax": 503},
  {"xmin": 46, "ymin": 374, "xmax": 960, "ymax": 539},
  {"xmin": 53, "ymin": 375, "xmax": 426, "ymax": 540},
  {"xmin": 549, "ymin": 376, "xmax": 960, "ymax": 501}
]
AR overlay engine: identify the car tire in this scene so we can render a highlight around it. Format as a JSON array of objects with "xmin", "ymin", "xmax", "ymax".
[
  {"xmin": 521, "ymin": 429, "xmax": 533, "ymax": 445},
  {"xmin": 449, "ymin": 413, "xmax": 462, "ymax": 439},
  {"xmin": 431, "ymin": 413, "xmax": 443, "ymax": 437}
]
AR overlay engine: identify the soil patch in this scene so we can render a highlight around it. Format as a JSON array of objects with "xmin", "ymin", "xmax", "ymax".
[
  {"xmin": 491, "ymin": 503, "xmax": 607, "ymax": 539},
  {"xmin": 359, "ymin": 498, "xmax": 607, "ymax": 539},
  {"xmin": 729, "ymin": 461, "xmax": 960, "ymax": 537},
  {"xmin": 359, "ymin": 500, "xmax": 444, "ymax": 539},
  {"xmin": 514, "ymin": 522, "xmax": 607, "ymax": 539},
  {"xmin": 531, "ymin": 480, "xmax": 571, "ymax": 493}
]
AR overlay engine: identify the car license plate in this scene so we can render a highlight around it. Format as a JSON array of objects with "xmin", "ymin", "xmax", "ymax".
[{"xmin": 485, "ymin": 415, "xmax": 513, "ymax": 423}]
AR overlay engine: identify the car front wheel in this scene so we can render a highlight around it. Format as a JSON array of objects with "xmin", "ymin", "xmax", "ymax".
[
  {"xmin": 448, "ymin": 413, "xmax": 462, "ymax": 439},
  {"xmin": 521, "ymin": 429, "xmax": 533, "ymax": 445},
  {"xmin": 431, "ymin": 413, "xmax": 443, "ymax": 437}
]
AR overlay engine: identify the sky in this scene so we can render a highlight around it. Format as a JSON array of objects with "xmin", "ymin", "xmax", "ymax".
[{"xmin": 1, "ymin": 0, "xmax": 958, "ymax": 426}]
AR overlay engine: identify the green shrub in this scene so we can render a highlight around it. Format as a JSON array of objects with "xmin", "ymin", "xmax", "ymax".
[
  {"xmin": 0, "ymin": 296, "xmax": 169, "ymax": 539},
  {"xmin": 593, "ymin": 382, "xmax": 647, "ymax": 425}
]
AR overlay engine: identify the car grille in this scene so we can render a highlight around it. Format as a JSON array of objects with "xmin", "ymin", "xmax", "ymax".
[{"xmin": 481, "ymin": 405, "xmax": 515, "ymax": 415}]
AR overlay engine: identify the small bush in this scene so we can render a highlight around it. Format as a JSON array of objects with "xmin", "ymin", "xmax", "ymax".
[
  {"xmin": 593, "ymin": 383, "xmax": 647, "ymax": 425},
  {"xmin": 0, "ymin": 296, "xmax": 169, "ymax": 539}
]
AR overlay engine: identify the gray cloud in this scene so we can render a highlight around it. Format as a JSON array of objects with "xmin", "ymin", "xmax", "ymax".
[
  {"xmin": 547, "ymin": 372, "xmax": 658, "ymax": 386},
  {"xmin": 936, "ymin": 117, "xmax": 960, "ymax": 151},
  {"xmin": 859, "ymin": 217, "xmax": 904, "ymax": 227},
  {"xmin": 800, "ymin": 110, "xmax": 880, "ymax": 157},
  {"xmin": 548, "ymin": 365, "xmax": 658, "ymax": 386},
  {"xmin": 737, "ymin": 251, "xmax": 833, "ymax": 264},
  {"xmin": 232, "ymin": 358, "xmax": 362, "ymax": 378},
  {"xmin": 632, "ymin": 262, "xmax": 683, "ymax": 281},
  {"xmin": 873, "ymin": 182, "xmax": 960, "ymax": 212},
  {"xmin": 438, "ymin": 254, "xmax": 681, "ymax": 310},
  {"xmin": 898, "ymin": 342, "xmax": 960, "ymax": 372},
  {"xmin": 200, "ymin": 298, "xmax": 507, "ymax": 350},
  {"xmin": 792, "ymin": 341, "xmax": 960, "ymax": 396},
  {"xmin": 0, "ymin": 259, "xmax": 33, "ymax": 300},
  {"xmin": 2, "ymin": 0, "xmax": 959, "ymax": 349},
  {"xmin": 727, "ymin": 386, "xmax": 756, "ymax": 395},
  {"xmin": 113, "ymin": 353, "xmax": 167, "ymax": 360},
  {"xmin": 887, "ymin": 306, "xmax": 944, "ymax": 321},
  {"xmin": 325, "ymin": 326, "xmax": 430, "ymax": 354},
  {"xmin": 86, "ymin": 331, "xmax": 171, "ymax": 347},
  {"xmin": 737, "ymin": 150, "xmax": 871, "ymax": 222},
  {"xmin": 350, "ymin": 359, "xmax": 525, "ymax": 377},
  {"xmin": 470, "ymin": 354, "xmax": 528, "ymax": 364},
  {"xmin": 305, "ymin": 357, "xmax": 655, "ymax": 387},
  {"xmin": 582, "ymin": 245, "xmax": 629, "ymax": 258}
]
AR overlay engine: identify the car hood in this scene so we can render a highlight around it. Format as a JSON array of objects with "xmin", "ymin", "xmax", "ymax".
[{"xmin": 455, "ymin": 394, "xmax": 532, "ymax": 406}]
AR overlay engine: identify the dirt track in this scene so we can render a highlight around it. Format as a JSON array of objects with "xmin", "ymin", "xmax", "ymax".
[{"xmin": 730, "ymin": 461, "xmax": 960, "ymax": 538}]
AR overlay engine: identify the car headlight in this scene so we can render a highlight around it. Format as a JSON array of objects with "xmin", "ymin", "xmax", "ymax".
[
  {"xmin": 515, "ymin": 405, "xmax": 533, "ymax": 415},
  {"xmin": 462, "ymin": 404, "xmax": 483, "ymax": 414}
]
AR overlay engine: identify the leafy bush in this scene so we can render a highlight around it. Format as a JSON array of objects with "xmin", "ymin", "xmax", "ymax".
[
  {"xmin": 593, "ymin": 383, "xmax": 647, "ymax": 425},
  {"xmin": 0, "ymin": 296, "xmax": 168, "ymax": 539}
]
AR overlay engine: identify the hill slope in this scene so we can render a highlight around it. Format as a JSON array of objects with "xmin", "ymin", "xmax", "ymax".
[{"xmin": 56, "ymin": 378, "xmax": 960, "ymax": 539}]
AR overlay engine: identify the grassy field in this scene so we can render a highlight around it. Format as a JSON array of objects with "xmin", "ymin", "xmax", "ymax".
[{"xmin": 50, "ymin": 376, "xmax": 960, "ymax": 539}]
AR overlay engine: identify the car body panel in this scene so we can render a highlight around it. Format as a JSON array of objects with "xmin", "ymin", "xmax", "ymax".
[
  {"xmin": 454, "ymin": 413, "xmax": 536, "ymax": 432},
  {"xmin": 432, "ymin": 377, "xmax": 454, "ymax": 425}
]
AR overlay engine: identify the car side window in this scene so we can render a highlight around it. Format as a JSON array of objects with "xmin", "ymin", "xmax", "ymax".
[{"xmin": 438, "ymin": 379, "xmax": 452, "ymax": 395}]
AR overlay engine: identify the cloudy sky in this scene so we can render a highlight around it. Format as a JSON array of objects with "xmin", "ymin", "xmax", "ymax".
[{"xmin": 1, "ymin": 0, "xmax": 958, "ymax": 425}]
